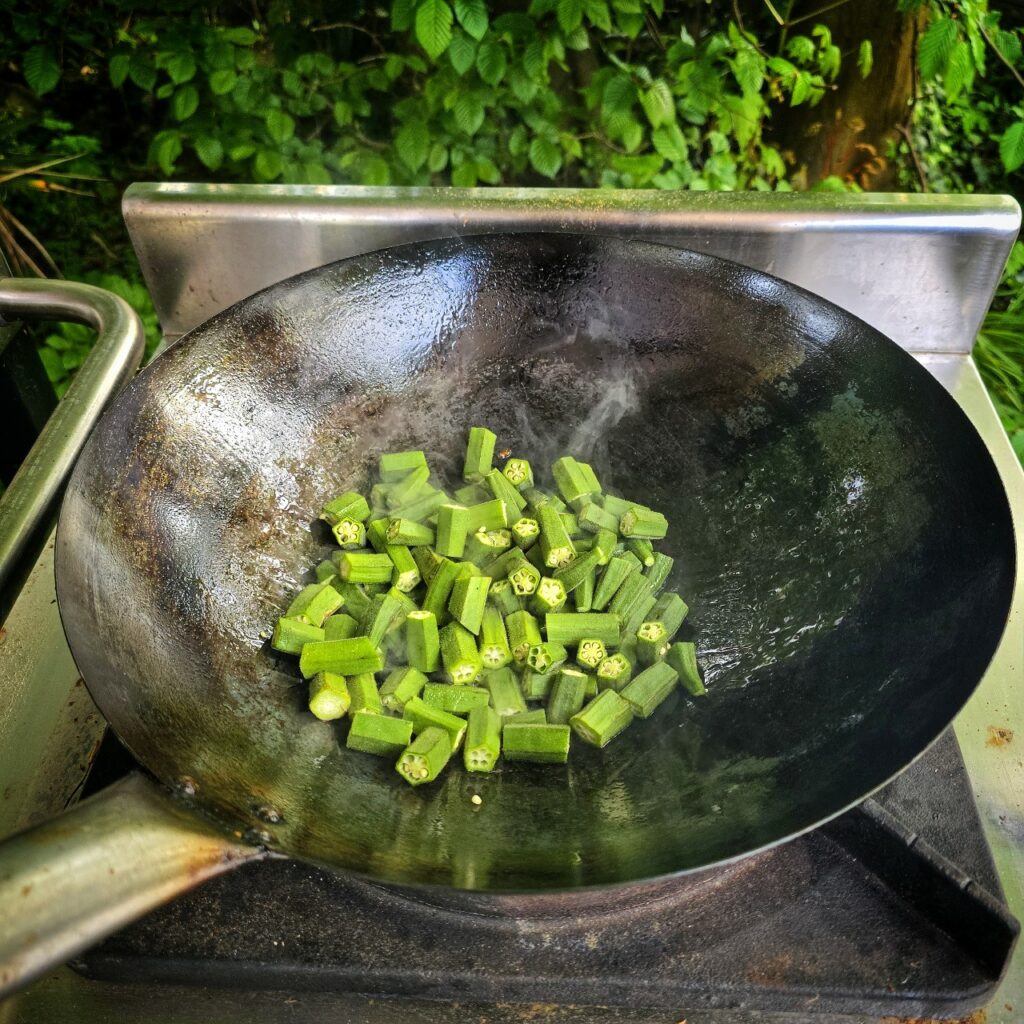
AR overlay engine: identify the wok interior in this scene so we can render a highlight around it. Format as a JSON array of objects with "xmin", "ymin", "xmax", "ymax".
[{"xmin": 56, "ymin": 234, "xmax": 1014, "ymax": 890}]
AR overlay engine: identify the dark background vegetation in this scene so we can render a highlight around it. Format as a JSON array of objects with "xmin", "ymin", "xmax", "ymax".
[{"xmin": 1, "ymin": 0, "xmax": 1022, "ymax": 458}]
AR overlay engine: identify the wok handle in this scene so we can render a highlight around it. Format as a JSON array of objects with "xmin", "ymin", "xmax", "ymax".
[
  {"xmin": 0, "ymin": 772, "xmax": 262, "ymax": 998},
  {"xmin": 0, "ymin": 277, "xmax": 145, "ymax": 595}
]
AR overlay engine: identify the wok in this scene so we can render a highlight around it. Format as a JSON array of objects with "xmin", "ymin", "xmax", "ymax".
[{"xmin": 0, "ymin": 233, "xmax": 1015, "ymax": 991}]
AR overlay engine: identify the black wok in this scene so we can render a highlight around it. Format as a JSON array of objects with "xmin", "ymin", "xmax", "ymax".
[{"xmin": 49, "ymin": 232, "xmax": 1014, "ymax": 894}]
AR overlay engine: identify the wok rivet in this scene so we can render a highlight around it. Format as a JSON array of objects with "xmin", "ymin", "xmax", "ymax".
[
  {"xmin": 244, "ymin": 828, "xmax": 273, "ymax": 847},
  {"xmin": 177, "ymin": 776, "xmax": 197, "ymax": 798},
  {"xmin": 254, "ymin": 804, "xmax": 283, "ymax": 825}
]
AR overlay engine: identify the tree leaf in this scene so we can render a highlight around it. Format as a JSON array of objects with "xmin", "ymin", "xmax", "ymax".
[
  {"xmin": 416, "ymin": 0, "xmax": 454, "ymax": 61},
  {"xmin": 194, "ymin": 135, "xmax": 224, "ymax": 171},
  {"xmin": 731, "ymin": 49, "xmax": 764, "ymax": 96},
  {"xmin": 167, "ymin": 52, "xmax": 197, "ymax": 84},
  {"xmin": 584, "ymin": 0, "xmax": 611, "ymax": 32},
  {"xmin": 857, "ymin": 39, "xmax": 873, "ymax": 78},
  {"xmin": 129, "ymin": 52, "xmax": 157, "ymax": 91},
  {"xmin": 639, "ymin": 79, "xmax": 674, "ymax": 128},
  {"xmin": 995, "ymin": 29, "xmax": 1022, "ymax": 66},
  {"xmin": 254, "ymin": 149, "xmax": 283, "ymax": 181},
  {"xmin": 564, "ymin": 27, "xmax": 589, "ymax": 50},
  {"xmin": 602, "ymin": 72, "xmax": 634, "ymax": 116},
  {"xmin": 557, "ymin": 0, "xmax": 583, "ymax": 34},
  {"xmin": 392, "ymin": 0, "xmax": 416, "ymax": 31},
  {"xmin": 172, "ymin": 85, "xmax": 199, "ymax": 121},
  {"xmin": 508, "ymin": 66, "xmax": 538, "ymax": 103},
  {"xmin": 652, "ymin": 122, "xmax": 686, "ymax": 161},
  {"xmin": 454, "ymin": 0, "xmax": 488, "ymax": 41},
  {"xmin": 449, "ymin": 32, "xmax": 477, "ymax": 75},
  {"xmin": 222, "ymin": 27, "xmax": 258, "ymax": 45},
  {"xmin": 1000, "ymin": 120, "xmax": 1024, "ymax": 172},
  {"xmin": 943, "ymin": 41, "xmax": 974, "ymax": 104},
  {"xmin": 451, "ymin": 162, "xmax": 478, "ymax": 187},
  {"xmin": 453, "ymin": 92, "xmax": 485, "ymax": 134},
  {"xmin": 529, "ymin": 135, "xmax": 563, "ymax": 178},
  {"xmin": 265, "ymin": 109, "xmax": 295, "ymax": 143},
  {"xmin": 428, "ymin": 142, "xmax": 449, "ymax": 171},
  {"xmin": 508, "ymin": 124, "xmax": 528, "ymax": 156},
  {"xmin": 396, "ymin": 119, "xmax": 430, "ymax": 171},
  {"xmin": 23, "ymin": 44, "xmax": 60, "ymax": 95},
  {"xmin": 209, "ymin": 68, "xmax": 237, "ymax": 95},
  {"xmin": 522, "ymin": 39, "xmax": 547, "ymax": 78},
  {"xmin": 785, "ymin": 35, "xmax": 815, "ymax": 64},
  {"xmin": 109, "ymin": 52, "xmax": 131, "ymax": 88},
  {"xmin": 476, "ymin": 41, "xmax": 507, "ymax": 85},
  {"xmin": 150, "ymin": 130, "xmax": 183, "ymax": 175},
  {"xmin": 919, "ymin": 16, "xmax": 957, "ymax": 80},
  {"xmin": 790, "ymin": 70, "xmax": 811, "ymax": 106},
  {"xmin": 333, "ymin": 100, "xmax": 353, "ymax": 126}
]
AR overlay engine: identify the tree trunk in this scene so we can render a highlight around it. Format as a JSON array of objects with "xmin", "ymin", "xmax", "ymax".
[{"xmin": 769, "ymin": 3, "xmax": 927, "ymax": 191}]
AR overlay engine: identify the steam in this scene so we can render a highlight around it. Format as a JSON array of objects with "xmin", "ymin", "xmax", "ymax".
[{"xmin": 568, "ymin": 369, "xmax": 639, "ymax": 458}]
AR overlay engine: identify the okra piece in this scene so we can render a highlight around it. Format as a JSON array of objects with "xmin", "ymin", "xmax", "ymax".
[
  {"xmin": 526, "ymin": 640, "xmax": 568, "ymax": 674},
  {"xmin": 520, "ymin": 671, "xmax": 555, "ymax": 701},
  {"xmin": 308, "ymin": 672, "xmax": 351, "ymax": 721},
  {"xmin": 577, "ymin": 500, "xmax": 620, "ymax": 534},
  {"xmin": 502, "ymin": 458, "xmax": 534, "ymax": 489},
  {"xmin": 503, "ymin": 723, "xmax": 571, "ymax": 764},
  {"xmin": 464, "ymin": 527, "xmax": 512, "ymax": 565},
  {"xmin": 487, "ymin": 577, "xmax": 522, "ymax": 617},
  {"xmin": 285, "ymin": 581, "xmax": 345, "ymax": 626},
  {"xmin": 320, "ymin": 490, "xmax": 371, "ymax": 525},
  {"xmin": 484, "ymin": 666, "xmax": 527, "ymax": 716},
  {"xmin": 609, "ymin": 572, "xmax": 653, "ymax": 622},
  {"xmin": 439, "ymin": 621, "xmax": 484, "ymax": 684},
  {"xmin": 333, "ymin": 580, "xmax": 372, "ymax": 620},
  {"xmin": 465, "ymin": 498, "xmax": 508, "ymax": 532},
  {"xmin": 347, "ymin": 712, "xmax": 414, "ymax": 757},
  {"xmin": 385, "ymin": 464, "xmax": 432, "ymax": 509},
  {"xmin": 421, "ymin": 557, "xmax": 463, "ymax": 622},
  {"xmin": 448, "ymin": 575, "xmax": 491, "ymax": 634},
  {"xmin": 405, "ymin": 611, "xmax": 441, "ymax": 672},
  {"xmin": 576, "ymin": 637, "xmax": 607, "ymax": 671},
  {"xmin": 665, "ymin": 642, "xmax": 706, "ymax": 696},
  {"xmin": 396, "ymin": 726, "xmax": 453, "ymax": 786},
  {"xmin": 478, "ymin": 605, "xmax": 513, "ymax": 669},
  {"xmin": 332, "ymin": 519, "xmax": 367, "ymax": 550},
  {"xmin": 347, "ymin": 672, "xmax": 383, "ymax": 716},
  {"xmin": 620, "ymin": 506, "xmax": 668, "ymax": 539},
  {"xmin": 576, "ymin": 462, "xmax": 602, "ymax": 497},
  {"xmin": 315, "ymin": 559, "xmax": 339, "ymax": 584},
  {"xmin": 621, "ymin": 661, "xmax": 678, "ymax": 718},
  {"xmin": 486, "ymin": 468, "xmax": 527, "ymax": 515},
  {"xmin": 323, "ymin": 612, "xmax": 359, "ymax": 641},
  {"xmin": 390, "ymin": 488, "xmax": 449, "ymax": 523},
  {"xmin": 411, "ymin": 544, "xmax": 444, "ymax": 586},
  {"xmin": 551, "ymin": 456, "xmax": 596, "ymax": 508},
  {"xmin": 386, "ymin": 545, "xmax": 421, "ymax": 592},
  {"xmin": 596, "ymin": 652, "xmax": 633, "ymax": 691},
  {"xmin": 507, "ymin": 550, "xmax": 542, "ymax": 597},
  {"xmin": 547, "ymin": 668, "xmax": 588, "ymax": 725},
  {"xmin": 298, "ymin": 636, "xmax": 383, "ymax": 679},
  {"xmin": 584, "ymin": 675, "xmax": 598, "ymax": 698},
  {"xmin": 570, "ymin": 690, "xmax": 634, "ymax": 748},
  {"xmin": 454, "ymin": 482, "xmax": 491, "ymax": 504},
  {"xmin": 272, "ymin": 617, "xmax": 325, "ymax": 655},
  {"xmin": 463, "ymin": 426, "xmax": 497, "ymax": 481},
  {"xmin": 592, "ymin": 555, "xmax": 634, "ymax": 610},
  {"xmin": 650, "ymin": 592, "xmax": 689, "ymax": 638},
  {"xmin": 600, "ymin": 493, "xmax": 635, "ymax": 518},
  {"xmin": 358, "ymin": 592, "xmax": 405, "ymax": 647},
  {"xmin": 370, "ymin": 482, "xmax": 393, "ymax": 511},
  {"xmin": 336, "ymin": 551, "xmax": 394, "ymax": 585},
  {"xmin": 379, "ymin": 666, "xmax": 428, "ymax": 712},
  {"xmin": 626, "ymin": 537, "xmax": 656, "ymax": 567},
  {"xmin": 506, "ymin": 708, "xmax": 548, "ymax": 726},
  {"xmin": 559, "ymin": 511, "xmax": 582, "ymax": 538},
  {"xmin": 506, "ymin": 609, "xmax": 542, "ymax": 664},
  {"xmin": 529, "ymin": 577, "xmax": 568, "ymax": 616},
  {"xmin": 622, "ymin": 591, "xmax": 658, "ymax": 638},
  {"xmin": 524, "ymin": 540, "xmax": 547, "ymax": 572},
  {"xmin": 379, "ymin": 450, "xmax": 428, "ymax": 482},
  {"xmin": 538, "ymin": 505, "xmax": 576, "ymax": 569},
  {"xmin": 645, "ymin": 552, "xmax": 675, "ymax": 593},
  {"xmin": 592, "ymin": 528, "xmax": 618, "ymax": 565},
  {"xmin": 435, "ymin": 504, "xmax": 471, "ymax": 557},
  {"xmin": 574, "ymin": 569, "xmax": 595, "ymax": 612},
  {"xmin": 423, "ymin": 683, "xmax": 490, "ymax": 714},
  {"xmin": 464, "ymin": 705, "xmax": 502, "ymax": 772},
  {"xmin": 636, "ymin": 621, "xmax": 671, "ymax": 666},
  {"xmin": 402, "ymin": 697, "xmax": 468, "ymax": 749},
  {"xmin": 386, "ymin": 518, "xmax": 435, "ymax": 547},
  {"xmin": 523, "ymin": 486, "xmax": 557, "ymax": 512},
  {"xmin": 544, "ymin": 612, "xmax": 620, "ymax": 647},
  {"xmin": 553, "ymin": 548, "xmax": 603, "ymax": 593}
]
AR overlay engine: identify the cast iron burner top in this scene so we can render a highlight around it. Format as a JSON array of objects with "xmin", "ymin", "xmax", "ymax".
[{"xmin": 74, "ymin": 728, "xmax": 1016, "ymax": 1021}]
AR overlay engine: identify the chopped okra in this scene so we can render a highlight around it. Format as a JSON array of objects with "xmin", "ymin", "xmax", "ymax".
[{"xmin": 274, "ymin": 426, "xmax": 705, "ymax": 785}]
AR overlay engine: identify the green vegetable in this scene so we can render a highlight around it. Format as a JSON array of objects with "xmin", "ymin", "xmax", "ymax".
[
  {"xmin": 285, "ymin": 581, "xmax": 345, "ymax": 626},
  {"xmin": 485, "ymin": 468, "xmax": 528, "ymax": 514},
  {"xmin": 645, "ymin": 552, "xmax": 675, "ymax": 592},
  {"xmin": 435, "ymin": 504, "xmax": 471, "ymax": 557},
  {"xmin": 576, "ymin": 638, "xmax": 607, "ymax": 671},
  {"xmin": 596, "ymin": 652, "xmax": 633, "ymax": 691},
  {"xmin": 620, "ymin": 506, "xmax": 668, "ymax": 539},
  {"xmin": 359, "ymin": 592, "xmax": 405, "ymax": 646},
  {"xmin": 559, "ymin": 511, "xmax": 582, "ymax": 538},
  {"xmin": 315, "ymin": 560, "xmax": 338, "ymax": 584},
  {"xmin": 537, "ymin": 505, "xmax": 576, "ymax": 568},
  {"xmin": 386, "ymin": 518, "xmax": 435, "ymax": 546},
  {"xmin": 347, "ymin": 672, "xmax": 383, "ymax": 716},
  {"xmin": 502, "ymin": 723, "xmax": 571, "ymax": 764},
  {"xmin": 622, "ymin": 591, "xmax": 658, "ymax": 637},
  {"xmin": 650, "ymin": 591, "xmax": 689, "ymax": 637},
  {"xmin": 484, "ymin": 666, "xmax": 527, "ymax": 716},
  {"xmin": 402, "ymin": 697, "xmax": 467, "ymax": 750},
  {"xmin": 547, "ymin": 668, "xmax": 588, "ymax": 725},
  {"xmin": 320, "ymin": 491, "xmax": 372, "ymax": 525},
  {"xmin": 507, "ymin": 708, "xmax": 548, "ymax": 725},
  {"xmin": 665, "ymin": 642, "xmax": 706, "ymax": 696},
  {"xmin": 626, "ymin": 537, "xmax": 656, "ymax": 567},
  {"xmin": 578, "ymin": 501, "xmax": 619, "ymax": 534},
  {"xmin": 379, "ymin": 666, "xmax": 428, "ymax": 712},
  {"xmin": 465, "ymin": 498, "xmax": 509, "ymax": 532},
  {"xmin": 592, "ymin": 554, "xmax": 638, "ymax": 610},
  {"xmin": 331, "ymin": 519, "xmax": 367, "ymax": 549},
  {"xmin": 507, "ymin": 549, "xmax": 542, "ymax": 596},
  {"xmin": 478, "ymin": 605, "xmax": 512, "ymax": 669},
  {"xmin": 396, "ymin": 726, "xmax": 453, "ymax": 786},
  {"xmin": 390, "ymin": 488, "xmax": 449, "ymax": 523},
  {"xmin": 487, "ymin": 577, "xmax": 522, "ymax": 617},
  {"xmin": 347, "ymin": 712, "xmax": 414, "ymax": 757},
  {"xmin": 621, "ymin": 661, "xmax": 678, "ymax": 717},
  {"xmin": 405, "ymin": 609, "xmax": 440, "ymax": 672},
  {"xmin": 323, "ymin": 613, "xmax": 359, "ymax": 641},
  {"xmin": 529, "ymin": 576, "xmax": 567, "ymax": 615},
  {"xmin": 308, "ymin": 672, "xmax": 351, "ymax": 721},
  {"xmin": 272, "ymin": 617, "xmax": 325, "ymax": 654},
  {"xmin": 411, "ymin": 545, "xmax": 444, "ymax": 585},
  {"xmin": 455, "ymin": 482, "xmax": 491, "ymax": 505},
  {"xmin": 506, "ymin": 609, "xmax": 542, "ymax": 664},
  {"xmin": 464, "ymin": 527, "xmax": 512, "ymax": 565},
  {"xmin": 551, "ymin": 456, "xmax": 597, "ymax": 509},
  {"xmin": 553, "ymin": 547, "xmax": 602, "ymax": 593},
  {"xmin": 574, "ymin": 569, "xmax": 596, "ymax": 612},
  {"xmin": 510, "ymin": 516, "xmax": 540, "ymax": 550},
  {"xmin": 526, "ymin": 640, "xmax": 568, "ymax": 674},
  {"xmin": 439, "ymin": 621, "xmax": 483, "ymax": 684},
  {"xmin": 544, "ymin": 612, "xmax": 620, "ymax": 647},
  {"xmin": 333, "ymin": 579, "xmax": 372, "ymax": 619},
  {"xmin": 608, "ymin": 572, "xmax": 653, "ymax": 623},
  {"xmin": 464, "ymin": 705, "xmax": 502, "ymax": 772},
  {"xmin": 423, "ymin": 683, "xmax": 490, "ymax": 713},
  {"xmin": 336, "ymin": 551, "xmax": 395, "ymax": 584},
  {"xmin": 503, "ymin": 458, "xmax": 534, "ymax": 489},
  {"xmin": 463, "ymin": 427, "xmax": 497, "ymax": 482},
  {"xmin": 448, "ymin": 574, "xmax": 491, "ymax": 634},
  {"xmin": 421, "ymin": 557, "xmax": 463, "ymax": 622},
  {"xmin": 386, "ymin": 464, "xmax": 432, "ymax": 509},
  {"xmin": 520, "ymin": 671, "xmax": 555, "ymax": 701},
  {"xmin": 570, "ymin": 690, "xmax": 634, "ymax": 748},
  {"xmin": 298, "ymin": 637, "xmax": 383, "ymax": 678},
  {"xmin": 379, "ymin": 450, "xmax": 428, "ymax": 482}
]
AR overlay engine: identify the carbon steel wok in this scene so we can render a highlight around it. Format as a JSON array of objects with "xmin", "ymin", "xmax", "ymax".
[{"xmin": 1, "ymin": 234, "xmax": 1014, "ymax": 986}]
